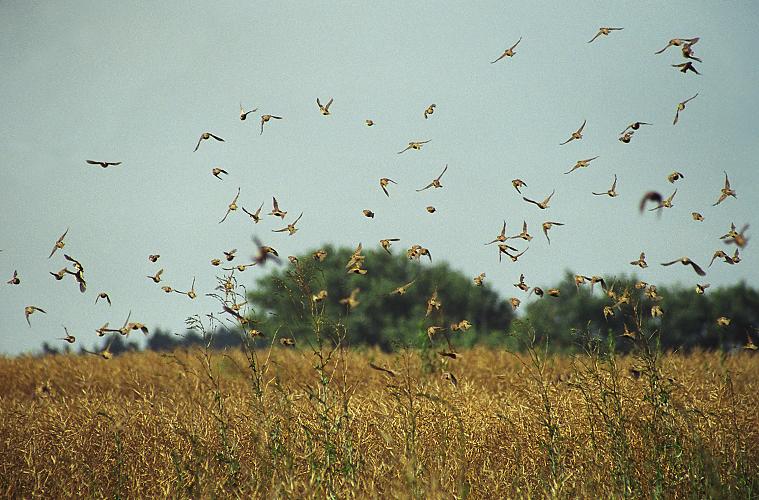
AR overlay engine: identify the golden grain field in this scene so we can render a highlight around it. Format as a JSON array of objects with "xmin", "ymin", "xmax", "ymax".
[{"xmin": 1, "ymin": 345, "xmax": 757, "ymax": 499}]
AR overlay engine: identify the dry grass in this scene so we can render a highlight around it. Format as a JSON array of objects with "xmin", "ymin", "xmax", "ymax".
[{"xmin": 1, "ymin": 345, "xmax": 757, "ymax": 498}]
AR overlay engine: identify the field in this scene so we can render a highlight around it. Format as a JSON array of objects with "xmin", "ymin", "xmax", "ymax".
[{"xmin": 1, "ymin": 344, "xmax": 757, "ymax": 498}]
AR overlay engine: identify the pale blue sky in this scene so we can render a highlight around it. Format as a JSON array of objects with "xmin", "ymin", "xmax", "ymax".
[{"xmin": 1, "ymin": 2, "xmax": 757, "ymax": 355}]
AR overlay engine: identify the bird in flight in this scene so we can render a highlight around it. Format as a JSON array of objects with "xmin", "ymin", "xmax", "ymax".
[
  {"xmin": 260, "ymin": 114, "xmax": 282, "ymax": 135},
  {"xmin": 618, "ymin": 131, "xmax": 634, "ymax": 143},
  {"xmin": 485, "ymin": 221, "xmax": 508, "ymax": 245},
  {"xmin": 58, "ymin": 326, "xmax": 76, "ymax": 344},
  {"xmin": 239, "ymin": 103, "xmax": 258, "ymax": 120},
  {"xmin": 242, "ymin": 202, "xmax": 264, "ymax": 223},
  {"xmin": 96, "ymin": 292, "xmax": 112, "ymax": 306},
  {"xmin": 48, "ymin": 228, "xmax": 69, "ymax": 259},
  {"xmin": 24, "ymin": 305, "xmax": 46, "ymax": 327},
  {"xmin": 147, "ymin": 269, "xmax": 164, "ymax": 283},
  {"xmin": 369, "ymin": 362, "xmax": 399, "ymax": 377},
  {"xmin": 86, "ymin": 160, "xmax": 121, "ymax": 168},
  {"xmin": 667, "ymin": 171, "xmax": 684, "ymax": 183},
  {"xmin": 219, "ymin": 187, "xmax": 241, "ymax": 223},
  {"xmin": 523, "ymin": 189, "xmax": 555, "ymax": 210},
  {"xmin": 673, "ymin": 93, "xmax": 698, "ymax": 125},
  {"xmin": 6, "ymin": 270, "xmax": 20, "ymax": 285},
  {"xmin": 380, "ymin": 238, "xmax": 400, "ymax": 253},
  {"xmin": 194, "ymin": 132, "xmax": 224, "ymax": 152},
  {"xmin": 564, "ymin": 157, "xmax": 599, "ymax": 175},
  {"xmin": 672, "ymin": 62, "xmax": 701, "ymax": 75},
  {"xmin": 713, "ymin": 171, "xmax": 736, "ymax": 206},
  {"xmin": 649, "ymin": 189, "xmax": 677, "ymax": 211},
  {"xmin": 416, "ymin": 164, "xmax": 448, "ymax": 191},
  {"xmin": 621, "ymin": 122, "xmax": 652, "ymax": 134},
  {"xmin": 511, "ymin": 220, "xmax": 533, "ymax": 241},
  {"xmin": 592, "ymin": 174, "xmax": 618, "ymax": 197},
  {"xmin": 273, "ymin": 213, "xmax": 303, "ymax": 236},
  {"xmin": 681, "ymin": 40, "xmax": 702, "ymax": 62},
  {"xmin": 512, "ymin": 179, "xmax": 527, "ymax": 194},
  {"xmin": 559, "ymin": 120, "xmax": 586, "ymax": 145},
  {"xmin": 362, "ymin": 209, "xmax": 375, "ymax": 218},
  {"xmin": 491, "ymin": 37, "xmax": 522, "ymax": 63},
  {"xmin": 630, "ymin": 252, "xmax": 648, "ymax": 268},
  {"xmin": 391, "ymin": 279, "xmax": 416, "ymax": 296},
  {"xmin": 588, "ymin": 27, "xmax": 623, "ymax": 43},
  {"xmin": 365, "ymin": 119, "xmax": 374, "ymax": 127},
  {"xmin": 148, "ymin": 254, "xmax": 160, "ymax": 263},
  {"xmin": 661, "ymin": 257, "xmax": 706, "ymax": 276},
  {"xmin": 317, "ymin": 97, "xmax": 334, "ymax": 115},
  {"xmin": 212, "ymin": 167, "xmax": 228, "ymax": 180},
  {"xmin": 268, "ymin": 197, "xmax": 288, "ymax": 219},
  {"xmin": 692, "ymin": 212, "xmax": 704, "ymax": 221},
  {"xmin": 397, "ymin": 140, "xmax": 431, "ymax": 154},
  {"xmin": 424, "ymin": 104, "xmax": 436, "ymax": 119},
  {"xmin": 380, "ymin": 177, "xmax": 397, "ymax": 197},
  {"xmin": 542, "ymin": 221, "xmax": 564, "ymax": 244},
  {"xmin": 655, "ymin": 37, "xmax": 700, "ymax": 54}
]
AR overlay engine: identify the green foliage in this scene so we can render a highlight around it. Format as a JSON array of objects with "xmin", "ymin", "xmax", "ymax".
[{"xmin": 246, "ymin": 245, "xmax": 513, "ymax": 350}]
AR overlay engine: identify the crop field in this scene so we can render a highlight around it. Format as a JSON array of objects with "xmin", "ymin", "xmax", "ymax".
[{"xmin": 1, "ymin": 344, "xmax": 757, "ymax": 498}]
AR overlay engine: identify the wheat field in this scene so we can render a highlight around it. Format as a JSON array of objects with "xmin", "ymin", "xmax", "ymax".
[{"xmin": 1, "ymin": 344, "xmax": 757, "ymax": 498}]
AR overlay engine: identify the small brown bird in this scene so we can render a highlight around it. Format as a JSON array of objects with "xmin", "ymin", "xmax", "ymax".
[
  {"xmin": 223, "ymin": 248, "xmax": 237, "ymax": 262},
  {"xmin": 743, "ymin": 334, "xmax": 757, "ymax": 351},
  {"xmin": 528, "ymin": 286, "xmax": 544, "ymax": 298},
  {"xmin": 592, "ymin": 174, "xmax": 618, "ymax": 197},
  {"xmin": 672, "ymin": 62, "xmax": 701, "ymax": 75},
  {"xmin": 380, "ymin": 238, "xmax": 400, "ymax": 253},
  {"xmin": 313, "ymin": 249, "xmax": 327, "ymax": 262},
  {"xmin": 512, "ymin": 220, "xmax": 533, "ymax": 241},
  {"xmin": 655, "ymin": 37, "xmax": 699, "ymax": 54},
  {"xmin": 417, "ymin": 164, "xmax": 448, "ymax": 191},
  {"xmin": 491, "ymin": 37, "xmax": 522, "ymax": 63},
  {"xmin": 210, "ymin": 258, "xmax": 221, "ymax": 266},
  {"xmin": 621, "ymin": 122, "xmax": 652, "ymax": 134},
  {"xmin": 48, "ymin": 228, "xmax": 69, "ymax": 259},
  {"xmin": 58, "ymin": 325, "xmax": 76, "ymax": 344},
  {"xmin": 708, "ymin": 250, "xmax": 734, "ymax": 267},
  {"xmin": 564, "ymin": 157, "xmax": 599, "ymax": 175},
  {"xmin": 7, "ymin": 270, "xmax": 20, "ymax": 285},
  {"xmin": 588, "ymin": 27, "xmax": 623, "ymax": 43},
  {"xmin": 218, "ymin": 187, "xmax": 241, "ymax": 223},
  {"xmin": 650, "ymin": 189, "xmax": 677, "ymax": 211},
  {"xmin": 280, "ymin": 337, "xmax": 295, "ymax": 346},
  {"xmin": 397, "ymin": 140, "xmax": 431, "ymax": 154},
  {"xmin": 713, "ymin": 171, "xmax": 737, "ymax": 206},
  {"xmin": 618, "ymin": 131, "xmax": 634, "ymax": 143},
  {"xmin": 559, "ymin": 120, "xmax": 586, "ymax": 145},
  {"xmin": 339, "ymin": 288, "xmax": 361, "ymax": 310},
  {"xmin": 696, "ymin": 283, "xmax": 710, "ymax": 295},
  {"xmin": 268, "ymin": 196, "xmax": 287, "ymax": 219},
  {"xmin": 512, "ymin": 179, "xmax": 527, "ymax": 193},
  {"xmin": 317, "ymin": 97, "xmax": 334, "ymax": 115},
  {"xmin": 50, "ymin": 267, "xmax": 67, "ymax": 281},
  {"xmin": 639, "ymin": 191, "xmax": 663, "ymax": 213},
  {"xmin": 239, "ymin": 103, "xmax": 258, "ymax": 120},
  {"xmin": 681, "ymin": 40, "xmax": 702, "ymax": 62},
  {"xmin": 194, "ymin": 132, "xmax": 224, "ymax": 152},
  {"xmin": 542, "ymin": 221, "xmax": 564, "ymax": 244},
  {"xmin": 723, "ymin": 224, "xmax": 749, "ymax": 248},
  {"xmin": 692, "ymin": 212, "xmax": 704, "ymax": 221},
  {"xmin": 485, "ymin": 221, "xmax": 508, "ymax": 245},
  {"xmin": 514, "ymin": 273, "xmax": 529, "ymax": 292},
  {"xmin": 630, "ymin": 252, "xmax": 648, "ymax": 268},
  {"xmin": 442, "ymin": 371, "xmax": 458, "ymax": 387},
  {"xmin": 426, "ymin": 206, "xmax": 436, "ymax": 213},
  {"xmin": 312, "ymin": 290, "xmax": 328, "ymax": 303},
  {"xmin": 273, "ymin": 213, "xmax": 303, "ymax": 236},
  {"xmin": 661, "ymin": 257, "xmax": 706, "ymax": 276},
  {"xmin": 424, "ymin": 104, "xmax": 436, "ymax": 119},
  {"xmin": 365, "ymin": 119, "xmax": 374, "ymax": 127},
  {"xmin": 668, "ymin": 171, "xmax": 684, "ymax": 183},
  {"xmin": 380, "ymin": 177, "xmax": 397, "ymax": 197},
  {"xmin": 502, "ymin": 247, "xmax": 528, "ymax": 263},
  {"xmin": 212, "ymin": 167, "xmax": 228, "ymax": 180},
  {"xmin": 547, "ymin": 288, "xmax": 560, "ymax": 297},
  {"xmin": 497, "ymin": 243, "xmax": 519, "ymax": 262},
  {"xmin": 260, "ymin": 114, "xmax": 282, "ymax": 135},
  {"xmin": 369, "ymin": 362, "xmax": 399, "ymax": 377},
  {"xmin": 24, "ymin": 305, "xmax": 46, "ymax": 326},
  {"xmin": 95, "ymin": 292, "xmax": 112, "ymax": 305},
  {"xmin": 473, "ymin": 273, "xmax": 486, "ymax": 286},
  {"xmin": 242, "ymin": 202, "xmax": 264, "ymax": 223},
  {"xmin": 147, "ymin": 269, "xmax": 164, "ymax": 283},
  {"xmin": 362, "ymin": 209, "xmax": 375, "ymax": 218},
  {"xmin": 716, "ymin": 316, "xmax": 731, "ymax": 327},
  {"xmin": 509, "ymin": 297, "xmax": 521, "ymax": 310},
  {"xmin": 148, "ymin": 254, "xmax": 160, "ymax": 263},
  {"xmin": 86, "ymin": 160, "xmax": 121, "ymax": 168},
  {"xmin": 523, "ymin": 189, "xmax": 555, "ymax": 209},
  {"xmin": 391, "ymin": 279, "xmax": 416, "ymax": 295},
  {"xmin": 673, "ymin": 93, "xmax": 698, "ymax": 125}
]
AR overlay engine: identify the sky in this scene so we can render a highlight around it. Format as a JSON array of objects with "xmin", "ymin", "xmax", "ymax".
[{"xmin": 1, "ymin": 2, "xmax": 758, "ymax": 355}]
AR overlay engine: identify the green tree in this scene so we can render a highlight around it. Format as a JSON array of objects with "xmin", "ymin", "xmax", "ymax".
[{"xmin": 246, "ymin": 245, "xmax": 513, "ymax": 350}]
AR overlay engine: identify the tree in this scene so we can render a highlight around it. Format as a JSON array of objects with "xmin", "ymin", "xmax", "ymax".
[{"xmin": 246, "ymin": 245, "xmax": 514, "ymax": 351}]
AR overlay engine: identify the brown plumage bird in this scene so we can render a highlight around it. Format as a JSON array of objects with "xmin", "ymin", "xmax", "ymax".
[
  {"xmin": 239, "ymin": 103, "xmax": 257, "ymax": 120},
  {"xmin": 564, "ymin": 156, "xmax": 599, "ymax": 175},
  {"xmin": 713, "ymin": 171, "xmax": 736, "ymax": 206},
  {"xmin": 542, "ymin": 221, "xmax": 564, "ymax": 244},
  {"xmin": 660, "ymin": 257, "xmax": 706, "ymax": 276},
  {"xmin": 380, "ymin": 238, "xmax": 400, "ymax": 253},
  {"xmin": 194, "ymin": 132, "xmax": 224, "ymax": 152},
  {"xmin": 630, "ymin": 252, "xmax": 648, "ymax": 268},
  {"xmin": 397, "ymin": 140, "xmax": 431, "ymax": 154},
  {"xmin": 7, "ymin": 270, "xmax": 20, "ymax": 285},
  {"xmin": 24, "ymin": 305, "xmax": 46, "ymax": 327},
  {"xmin": 242, "ymin": 202, "xmax": 264, "ymax": 223},
  {"xmin": 48, "ymin": 228, "xmax": 69, "ymax": 258},
  {"xmin": 523, "ymin": 189, "xmax": 555, "ymax": 209},
  {"xmin": 485, "ymin": 221, "xmax": 508, "ymax": 245},
  {"xmin": 260, "ymin": 114, "xmax": 282, "ymax": 135},
  {"xmin": 317, "ymin": 97, "xmax": 333, "ymax": 115},
  {"xmin": 673, "ymin": 93, "xmax": 698, "ymax": 125},
  {"xmin": 672, "ymin": 62, "xmax": 701, "ymax": 75},
  {"xmin": 559, "ymin": 120, "xmax": 586, "ymax": 145},
  {"xmin": 219, "ymin": 187, "xmax": 241, "ymax": 223},
  {"xmin": 588, "ymin": 27, "xmax": 623, "ymax": 43},
  {"xmin": 592, "ymin": 174, "xmax": 618, "ymax": 197},
  {"xmin": 491, "ymin": 37, "xmax": 522, "ymax": 63},
  {"xmin": 655, "ymin": 37, "xmax": 699, "ymax": 54},
  {"xmin": 424, "ymin": 104, "xmax": 436, "ymax": 119},
  {"xmin": 96, "ymin": 292, "xmax": 112, "ymax": 305},
  {"xmin": 380, "ymin": 177, "xmax": 397, "ymax": 197},
  {"xmin": 668, "ymin": 171, "xmax": 684, "ymax": 183},
  {"xmin": 512, "ymin": 179, "xmax": 527, "ymax": 193},
  {"xmin": 416, "ymin": 164, "xmax": 448, "ymax": 191},
  {"xmin": 212, "ymin": 167, "xmax": 228, "ymax": 180}
]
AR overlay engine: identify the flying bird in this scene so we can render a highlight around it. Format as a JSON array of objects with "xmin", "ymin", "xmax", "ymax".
[
  {"xmin": 672, "ymin": 62, "xmax": 701, "ymax": 75},
  {"xmin": 239, "ymin": 103, "xmax": 258, "ymax": 120},
  {"xmin": 588, "ymin": 27, "xmax": 623, "ymax": 43},
  {"xmin": 86, "ymin": 160, "xmax": 121, "ymax": 168},
  {"xmin": 219, "ymin": 187, "xmax": 241, "ymax": 223},
  {"xmin": 592, "ymin": 174, "xmax": 618, "ymax": 197},
  {"xmin": 268, "ymin": 197, "xmax": 287, "ymax": 219},
  {"xmin": 95, "ymin": 292, "xmax": 112, "ymax": 306},
  {"xmin": 654, "ymin": 37, "xmax": 700, "ymax": 54},
  {"xmin": 416, "ymin": 164, "xmax": 448, "ymax": 191},
  {"xmin": 194, "ymin": 132, "xmax": 224, "ymax": 152},
  {"xmin": 212, "ymin": 167, "xmax": 228, "ymax": 180},
  {"xmin": 272, "ymin": 213, "xmax": 303, "ymax": 236},
  {"xmin": 512, "ymin": 179, "xmax": 527, "ymax": 193},
  {"xmin": 48, "ymin": 228, "xmax": 69, "ymax": 258},
  {"xmin": 713, "ymin": 171, "xmax": 736, "ymax": 206},
  {"xmin": 673, "ymin": 93, "xmax": 698, "ymax": 125},
  {"xmin": 380, "ymin": 177, "xmax": 397, "ymax": 197},
  {"xmin": 380, "ymin": 238, "xmax": 400, "ymax": 253},
  {"xmin": 424, "ymin": 104, "xmax": 436, "ymax": 119},
  {"xmin": 260, "ymin": 114, "xmax": 282, "ymax": 135},
  {"xmin": 485, "ymin": 221, "xmax": 508, "ymax": 245},
  {"xmin": 523, "ymin": 189, "xmax": 555, "ymax": 209},
  {"xmin": 559, "ymin": 120, "xmax": 586, "ymax": 145},
  {"xmin": 397, "ymin": 140, "xmax": 431, "ymax": 154},
  {"xmin": 660, "ymin": 257, "xmax": 706, "ymax": 276},
  {"xmin": 242, "ymin": 202, "xmax": 264, "ymax": 223},
  {"xmin": 147, "ymin": 269, "xmax": 164, "ymax": 283},
  {"xmin": 542, "ymin": 221, "xmax": 564, "ymax": 244},
  {"xmin": 317, "ymin": 97, "xmax": 333, "ymax": 115},
  {"xmin": 649, "ymin": 189, "xmax": 677, "ymax": 211},
  {"xmin": 491, "ymin": 37, "xmax": 522, "ymax": 63},
  {"xmin": 24, "ymin": 305, "xmax": 46, "ymax": 327},
  {"xmin": 668, "ymin": 171, "xmax": 684, "ymax": 183},
  {"xmin": 6, "ymin": 270, "xmax": 20, "ymax": 285},
  {"xmin": 630, "ymin": 252, "xmax": 648, "ymax": 268},
  {"xmin": 564, "ymin": 156, "xmax": 599, "ymax": 175},
  {"xmin": 621, "ymin": 122, "xmax": 652, "ymax": 134}
]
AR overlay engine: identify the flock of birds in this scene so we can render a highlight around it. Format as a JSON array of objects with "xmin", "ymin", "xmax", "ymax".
[{"xmin": 4, "ymin": 27, "xmax": 757, "ymax": 363}]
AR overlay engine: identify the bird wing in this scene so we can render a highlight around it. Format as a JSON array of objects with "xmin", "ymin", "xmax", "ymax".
[
  {"xmin": 490, "ymin": 52, "xmax": 507, "ymax": 64},
  {"xmin": 660, "ymin": 259, "xmax": 680, "ymax": 267},
  {"xmin": 688, "ymin": 261, "xmax": 706, "ymax": 276},
  {"xmin": 193, "ymin": 136, "xmax": 203, "ymax": 151},
  {"xmin": 436, "ymin": 164, "xmax": 448, "ymax": 180},
  {"xmin": 208, "ymin": 133, "xmax": 224, "ymax": 142}
]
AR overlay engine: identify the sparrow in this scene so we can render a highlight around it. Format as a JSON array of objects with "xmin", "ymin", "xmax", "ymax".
[{"xmin": 194, "ymin": 132, "xmax": 224, "ymax": 152}]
